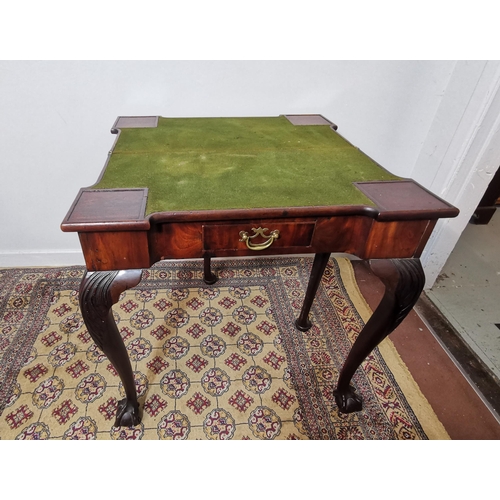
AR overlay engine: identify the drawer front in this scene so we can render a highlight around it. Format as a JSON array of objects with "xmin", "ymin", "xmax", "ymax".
[{"xmin": 203, "ymin": 220, "xmax": 316, "ymax": 253}]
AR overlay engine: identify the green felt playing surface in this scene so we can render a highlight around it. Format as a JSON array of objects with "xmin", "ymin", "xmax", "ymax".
[{"xmin": 94, "ymin": 116, "xmax": 398, "ymax": 214}]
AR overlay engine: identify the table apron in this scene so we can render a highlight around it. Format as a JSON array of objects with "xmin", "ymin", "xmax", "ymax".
[
  {"xmin": 148, "ymin": 216, "xmax": 434, "ymax": 261},
  {"xmin": 77, "ymin": 216, "xmax": 435, "ymax": 271},
  {"xmin": 79, "ymin": 231, "xmax": 150, "ymax": 271}
]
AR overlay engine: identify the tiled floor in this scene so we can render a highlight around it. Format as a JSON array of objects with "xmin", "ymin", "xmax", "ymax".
[{"xmin": 426, "ymin": 209, "xmax": 500, "ymax": 381}]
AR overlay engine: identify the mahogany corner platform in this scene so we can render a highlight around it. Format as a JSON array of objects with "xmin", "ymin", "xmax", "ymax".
[{"xmin": 61, "ymin": 114, "xmax": 459, "ymax": 427}]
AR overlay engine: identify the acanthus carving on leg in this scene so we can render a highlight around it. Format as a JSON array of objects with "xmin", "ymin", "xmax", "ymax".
[
  {"xmin": 79, "ymin": 269, "xmax": 143, "ymax": 427},
  {"xmin": 334, "ymin": 258, "xmax": 425, "ymax": 413}
]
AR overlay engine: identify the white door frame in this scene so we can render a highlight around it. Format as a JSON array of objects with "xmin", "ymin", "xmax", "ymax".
[{"xmin": 415, "ymin": 61, "xmax": 500, "ymax": 289}]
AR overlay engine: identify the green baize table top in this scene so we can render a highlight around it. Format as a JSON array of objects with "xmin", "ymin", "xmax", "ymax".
[{"xmin": 94, "ymin": 116, "xmax": 398, "ymax": 215}]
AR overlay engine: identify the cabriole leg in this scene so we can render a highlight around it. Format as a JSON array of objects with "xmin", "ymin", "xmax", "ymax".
[
  {"xmin": 334, "ymin": 258, "xmax": 425, "ymax": 413},
  {"xmin": 79, "ymin": 269, "xmax": 143, "ymax": 426}
]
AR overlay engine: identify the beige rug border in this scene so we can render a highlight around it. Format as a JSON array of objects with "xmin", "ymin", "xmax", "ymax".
[{"xmin": 336, "ymin": 258, "xmax": 450, "ymax": 440}]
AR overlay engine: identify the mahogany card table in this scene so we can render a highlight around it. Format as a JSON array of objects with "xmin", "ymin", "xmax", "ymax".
[{"xmin": 61, "ymin": 114, "xmax": 459, "ymax": 427}]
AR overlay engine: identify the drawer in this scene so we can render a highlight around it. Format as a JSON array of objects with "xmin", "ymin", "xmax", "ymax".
[{"xmin": 203, "ymin": 220, "xmax": 316, "ymax": 252}]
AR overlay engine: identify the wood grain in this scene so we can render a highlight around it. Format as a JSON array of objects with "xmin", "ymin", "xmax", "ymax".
[{"xmin": 79, "ymin": 231, "xmax": 150, "ymax": 270}]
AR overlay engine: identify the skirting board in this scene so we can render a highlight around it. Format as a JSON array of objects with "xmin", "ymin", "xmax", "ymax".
[{"xmin": 0, "ymin": 251, "xmax": 85, "ymax": 268}]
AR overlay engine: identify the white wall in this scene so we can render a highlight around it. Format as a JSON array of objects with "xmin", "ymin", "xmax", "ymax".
[{"xmin": 1, "ymin": 60, "xmax": 492, "ymax": 283}]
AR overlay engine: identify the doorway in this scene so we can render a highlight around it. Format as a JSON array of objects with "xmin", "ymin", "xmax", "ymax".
[{"xmin": 426, "ymin": 208, "xmax": 500, "ymax": 382}]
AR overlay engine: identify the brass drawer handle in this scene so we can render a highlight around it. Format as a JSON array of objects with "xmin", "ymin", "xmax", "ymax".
[{"xmin": 239, "ymin": 227, "xmax": 280, "ymax": 251}]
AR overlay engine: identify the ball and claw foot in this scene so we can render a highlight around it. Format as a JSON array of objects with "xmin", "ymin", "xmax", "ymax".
[
  {"xmin": 333, "ymin": 386, "xmax": 363, "ymax": 414},
  {"xmin": 115, "ymin": 398, "xmax": 141, "ymax": 427}
]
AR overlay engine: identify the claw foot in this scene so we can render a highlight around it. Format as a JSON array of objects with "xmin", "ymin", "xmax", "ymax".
[
  {"xmin": 333, "ymin": 386, "xmax": 363, "ymax": 413},
  {"xmin": 115, "ymin": 398, "xmax": 141, "ymax": 427}
]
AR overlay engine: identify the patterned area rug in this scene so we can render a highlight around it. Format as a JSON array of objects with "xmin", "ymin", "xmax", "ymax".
[{"xmin": 0, "ymin": 257, "xmax": 448, "ymax": 440}]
